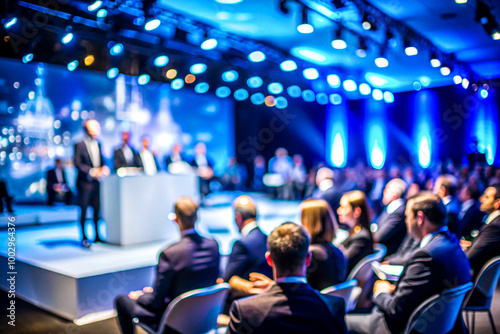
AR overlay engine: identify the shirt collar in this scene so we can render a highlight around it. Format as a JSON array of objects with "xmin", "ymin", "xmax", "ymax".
[
  {"xmin": 460, "ymin": 199, "xmax": 475, "ymax": 212},
  {"xmin": 386, "ymin": 198, "xmax": 405, "ymax": 214},
  {"xmin": 442, "ymin": 196, "xmax": 452, "ymax": 206},
  {"xmin": 419, "ymin": 225, "xmax": 448, "ymax": 248},
  {"xmin": 181, "ymin": 228, "xmax": 196, "ymax": 237},
  {"xmin": 276, "ymin": 276, "xmax": 307, "ymax": 284},
  {"xmin": 240, "ymin": 220, "xmax": 258, "ymax": 237},
  {"xmin": 486, "ymin": 210, "xmax": 500, "ymax": 225}
]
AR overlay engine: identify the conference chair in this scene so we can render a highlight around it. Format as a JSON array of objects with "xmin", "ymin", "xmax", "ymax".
[
  {"xmin": 135, "ymin": 283, "xmax": 230, "ymax": 334},
  {"xmin": 321, "ymin": 279, "xmax": 361, "ymax": 313},
  {"xmin": 404, "ymin": 282, "xmax": 473, "ymax": 334},
  {"xmin": 347, "ymin": 243, "xmax": 387, "ymax": 310},
  {"xmin": 463, "ymin": 256, "xmax": 500, "ymax": 334}
]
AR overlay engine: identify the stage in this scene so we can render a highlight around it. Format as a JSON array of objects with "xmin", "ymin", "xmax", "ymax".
[{"xmin": 0, "ymin": 192, "xmax": 299, "ymax": 323}]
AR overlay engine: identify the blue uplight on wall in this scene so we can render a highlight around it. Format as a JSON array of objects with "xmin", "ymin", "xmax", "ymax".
[
  {"xmin": 472, "ymin": 98, "xmax": 498, "ymax": 165},
  {"xmin": 418, "ymin": 135, "xmax": 431, "ymax": 168},
  {"xmin": 326, "ymin": 103, "xmax": 347, "ymax": 168},
  {"xmin": 413, "ymin": 90, "xmax": 436, "ymax": 168},
  {"xmin": 365, "ymin": 99, "xmax": 387, "ymax": 169}
]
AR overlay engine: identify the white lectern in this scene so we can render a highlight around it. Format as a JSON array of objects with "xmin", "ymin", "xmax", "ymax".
[{"xmin": 101, "ymin": 172, "xmax": 200, "ymax": 245}]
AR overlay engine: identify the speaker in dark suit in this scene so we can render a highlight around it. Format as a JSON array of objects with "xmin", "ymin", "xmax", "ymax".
[
  {"xmin": 113, "ymin": 131, "xmax": 141, "ymax": 170},
  {"xmin": 74, "ymin": 120, "xmax": 109, "ymax": 247},
  {"xmin": 227, "ymin": 223, "xmax": 347, "ymax": 334},
  {"xmin": 46, "ymin": 158, "xmax": 73, "ymax": 205},
  {"xmin": 115, "ymin": 197, "xmax": 220, "ymax": 334},
  {"xmin": 346, "ymin": 192, "xmax": 471, "ymax": 334}
]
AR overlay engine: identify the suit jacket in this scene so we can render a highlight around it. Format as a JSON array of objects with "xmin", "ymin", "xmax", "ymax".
[
  {"xmin": 313, "ymin": 187, "xmax": 342, "ymax": 222},
  {"xmin": 137, "ymin": 232, "xmax": 220, "ymax": 313},
  {"xmin": 460, "ymin": 201, "xmax": 485, "ymax": 240},
  {"xmin": 308, "ymin": 242, "xmax": 347, "ymax": 290},
  {"xmin": 384, "ymin": 235, "xmax": 419, "ymax": 265},
  {"xmin": 222, "ymin": 226, "xmax": 272, "ymax": 281},
  {"xmin": 165, "ymin": 153, "xmax": 189, "ymax": 168},
  {"xmin": 445, "ymin": 197, "xmax": 461, "ymax": 239},
  {"xmin": 373, "ymin": 201, "xmax": 407, "ymax": 257},
  {"xmin": 227, "ymin": 282, "xmax": 347, "ymax": 334},
  {"xmin": 342, "ymin": 227, "xmax": 374, "ymax": 274},
  {"xmin": 47, "ymin": 168, "xmax": 68, "ymax": 188},
  {"xmin": 371, "ymin": 230, "xmax": 471, "ymax": 334},
  {"xmin": 74, "ymin": 140, "xmax": 104, "ymax": 186},
  {"xmin": 467, "ymin": 214, "xmax": 500, "ymax": 279},
  {"xmin": 113, "ymin": 146, "xmax": 141, "ymax": 170}
]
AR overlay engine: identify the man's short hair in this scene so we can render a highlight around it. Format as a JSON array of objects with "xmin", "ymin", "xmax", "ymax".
[
  {"xmin": 408, "ymin": 192, "xmax": 447, "ymax": 226},
  {"xmin": 386, "ymin": 178, "xmax": 407, "ymax": 199},
  {"xmin": 174, "ymin": 197, "xmax": 198, "ymax": 229},
  {"xmin": 464, "ymin": 183, "xmax": 481, "ymax": 200},
  {"xmin": 267, "ymin": 222, "xmax": 310, "ymax": 274},
  {"xmin": 436, "ymin": 175, "xmax": 457, "ymax": 196},
  {"xmin": 233, "ymin": 195, "xmax": 257, "ymax": 222}
]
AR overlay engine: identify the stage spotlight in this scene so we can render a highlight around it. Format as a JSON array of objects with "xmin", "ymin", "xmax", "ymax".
[
  {"xmin": 383, "ymin": 91, "xmax": 394, "ymax": 103},
  {"xmin": 327, "ymin": 74, "xmax": 341, "ymax": 88},
  {"xmin": 234, "ymin": 88, "xmax": 249, "ymax": 101},
  {"xmin": 316, "ymin": 93, "xmax": 328, "ymax": 105},
  {"xmin": 216, "ymin": 86, "xmax": 231, "ymax": 98},
  {"xmin": 329, "ymin": 93, "xmax": 342, "ymax": 105},
  {"xmin": 359, "ymin": 83, "xmax": 371, "ymax": 95},
  {"xmin": 22, "ymin": 53, "xmax": 33, "ymax": 63},
  {"xmin": 405, "ymin": 46, "xmax": 418, "ymax": 56},
  {"xmin": 67, "ymin": 60, "xmax": 79, "ymax": 72},
  {"xmin": 62, "ymin": 32, "xmax": 74, "ymax": 44},
  {"xmin": 247, "ymin": 76, "xmax": 263, "ymax": 88},
  {"xmin": 138, "ymin": 74, "xmax": 150, "ymax": 85},
  {"xmin": 453, "ymin": 75, "xmax": 462, "ymax": 84},
  {"xmin": 462, "ymin": 78, "xmax": 470, "ymax": 89},
  {"xmin": 110, "ymin": 43, "xmax": 124, "ymax": 55},
  {"xmin": 145, "ymin": 19, "xmax": 161, "ymax": 31},
  {"xmin": 275, "ymin": 96, "xmax": 288, "ymax": 109},
  {"xmin": 303, "ymin": 68, "xmax": 319, "ymax": 80},
  {"xmin": 171, "ymin": 78, "xmax": 184, "ymax": 90},
  {"xmin": 440, "ymin": 66, "xmax": 451, "ymax": 76},
  {"xmin": 331, "ymin": 29, "xmax": 347, "ymax": 50},
  {"xmin": 297, "ymin": 9, "xmax": 314, "ymax": 34},
  {"xmin": 362, "ymin": 13, "xmax": 372, "ymax": 30},
  {"xmin": 455, "ymin": 0, "xmax": 467, "ymax": 3},
  {"xmin": 107, "ymin": 68, "xmax": 119, "ymax": 79},
  {"xmin": 201, "ymin": 38, "xmax": 217, "ymax": 50},
  {"xmin": 430, "ymin": 55, "xmax": 441, "ymax": 68},
  {"xmin": 84, "ymin": 55, "xmax": 94, "ymax": 66},
  {"xmin": 190, "ymin": 63, "xmax": 207, "ymax": 74},
  {"xmin": 154, "ymin": 55, "xmax": 169, "ymax": 67},
  {"xmin": 302, "ymin": 89, "xmax": 315, "ymax": 102},
  {"xmin": 280, "ymin": 60, "xmax": 297, "ymax": 71},
  {"xmin": 493, "ymin": 31, "xmax": 500, "ymax": 40},
  {"xmin": 195, "ymin": 82, "xmax": 209, "ymax": 94},
  {"xmin": 222, "ymin": 70, "xmax": 238, "ymax": 82},
  {"xmin": 479, "ymin": 88, "xmax": 488, "ymax": 98},
  {"xmin": 166, "ymin": 69, "xmax": 177, "ymax": 79},
  {"xmin": 287, "ymin": 85, "xmax": 302, "ymax": 98},
  {"xmin": 251, "ymin": 93, "xmax": 265, "ymax": 105},
  {"xmin": 87, "ymin": 1, "xmax": 103, "ymax": 11},
  {"xmin": 265, "ymin": 96, "xmax": 276, "ymax": 107},
  {"xmin": 375, "ymin": 56, "xmax": 388, "ymax": 68},
  {"xmin": 268, "ymin": 82, "xmax": 283, "ymax": 94},
  {"xmin": 372, "ymin": 89, "xmax": 383, "ymax": 100},
  {"xmin": 343, "ymin": 80, "xmax": 357, "ymax": 92},
  {"xmin": 97, "ymin": 9, "xmax": 107, "ymax": 18},
  {"xmin": 419, "ymin": 76, "xmax": 431, "ymax": 87},
  {"xmin": 413, "ymin": 81, "xmax": 422, "ymax": 91},
  {"xmin": 4, "ymin": 17, "xmax": 17, "ymax": 29},
  {"xmin": 215, "ymin": 0, "xmax": 243, "ymax": 3},
  {"xmin": 248, "ymin": 51, "xmax": 266, "ymax": 62},
  {"xmin": 296, "ymin": 48, "xmax": 327, "ymax": 62},
  {"xmin": 185, "ymin": 74, "xmax": 196, "ymax": 84}
]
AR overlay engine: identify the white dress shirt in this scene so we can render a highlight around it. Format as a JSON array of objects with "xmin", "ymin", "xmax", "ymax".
[
  {"xmin": 84, "ymin": 137, "xmax": 101, "ymax": 167},
  {"xmin": 140, "ymin": 149, "xmax": 157, "ymax": 175}
]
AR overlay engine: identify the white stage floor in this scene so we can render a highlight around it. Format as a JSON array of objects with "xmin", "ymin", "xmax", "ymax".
[{"xmin": 0, "ymin": 192, "xmax": 300, "ymax": 321}]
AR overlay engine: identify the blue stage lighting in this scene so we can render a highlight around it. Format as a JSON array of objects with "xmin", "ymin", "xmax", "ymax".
[
  {"xmin": 4, "ymin": 17, "xmax": 17, "ymax": 29},
  {"xmin": 316, "ymin": 93, "xmax": 328, "ymax": 105},
  {"xmin": 275, "ymin": 97, "xmax": 288, "ymax": 109},
  {"xmin": 326, "ymin": 103, "xmax": 348, "ymax": 168},
  {"xmin": 87, "ymin": 1, "xmax": 103, "ymax": 11},
  {"xmin": 154, "ymin": 55, "xmax": 169, "ymax": 67},
  {"xmin": 97, "ymin": 9, "xmax": 107, "ymax": 18},
  {"xmin": 195, "ymin": 82, "xmax": 209, "ymax": 94},
  {"xmin": 22, "ymin": 53, "xmax": 33, "ymax": 64},
  {"xmin": 480, "ymin": 89, "xmax": 488, "ymax": 98},
  {"xmin": 216, "ymin": 86, "xmax": 231, "ymax": 98},
  {"xmin": 268, "ymin": 83, "xmax": 283, "ymax": 95},
  {"xmin": 419, "ymin": 135, "xmax": 431, "ymax": 168},
  {"xmin": 251, "ymin": 93, "xmax": 265, "ymax": 105},
  {"xmin": 145, "ymin": 19, "xmax": 161, "ymax": 31},
  {"xmin": 138, "ymin": 74, "xmax": 150, "ymax": 85},
  {"xmin": 327, "ymin": 74, "xmax": 341, "ymax": 88},
  {"xmin": 297, "ymin": 49, "xmax": 326, "ymax": 62},
  {"xmin": 107, "ymin": 67, "xmax": 119, "ymax": 79},
  {"xmin": 303, "ymin": 68, "xmax": 319, "ymax": 80},
  {"xmin": 287, "ymin": 85, "xmax": 302, "ymax": 98},
  {"xmin": 280, "ymin": 60, "xmax": 297, "ymax": 71},
  {"xmin": 67, "ymin": 60, "xmax": 79, "ymax": 72},
  {"xmin": 234, "ymin": 89, "xmax": 249, "ymax": 101},
  {"xmin": 62, "ymin": 32, "xmax": 74, "ymax": 44},
  {"xmin": 247, "ymin": 76, "xmax": 263, "ymax": 88},
  {"xmin": 171, "ymin": 78, "xmax": 184, "ymax": 90},
  {"xmin": 190, "ymin": 63, "xmax": 207, "ymax": 74},
  {"xmin": 248, "ymin": 51, "xmax": 266, "ymax": 62},
  {"xmin": 201, "ymin": 38, "xmax": 217, "ymax": 50},
  {"xmin": 372, "ymin": 89, "xmax": 383, "ymax": 100},
  {"xmin": 222, "ymin": 70, "xmax": 238, "ymax": 82},
  {"xmin": 343, "ymin": 80, "xmax": 357, "ymax": 92},
  {"xmin": 329, "ymin": 94, "xmax": 342, "ymax": 105},
  {"xmin": 302, "ymin": 89, "xmax": 315, "ymax": 102},
  {"xmin": 383, "ymin": 91, "xmax": 394, "ymax": 103},
  {"xmin": 110, "ymin": 43, "xmax": 124, "ymax": 56},
  {"xmin": 359, "ymin": 83, "xmax": 371, "ymax": 95}
]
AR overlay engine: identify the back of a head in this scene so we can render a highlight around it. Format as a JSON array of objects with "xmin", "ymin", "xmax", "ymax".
[
  {"xmin": 344, "ymin": 190, "xmax": 372, "ymax": 231},
  {"xmin": 316, "ymin": 167, "xmax": 334, "ymax": 186},
  {"xmin": 233, "ymin": 195, "xmax": 257, "ymax": 222},
  {"xmin": 175, "ymin": 196, "xmax": 198, "ymax": 229},
  {"xmin": 267, "ymin": 223, "xmax": 310, "ymax": 274},
  {"xmin": 386, "ymin": 178, "xmax": 408, "ymax": 199},
  {"xmin": 300, "ymin": 199, "xmax": 336, "ymax": 244},
  {"xmin": 409, "ymin": 191, "xmax": 447, "ymax": 227},
  {"xmin": 437, "ymin": 174, "xmax": 457, "ymax": 197}
]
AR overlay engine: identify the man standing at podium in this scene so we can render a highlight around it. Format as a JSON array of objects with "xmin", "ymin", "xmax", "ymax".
[{"xmin": 74, "ymin": 120, "xmax": 109, "ymax": 248}]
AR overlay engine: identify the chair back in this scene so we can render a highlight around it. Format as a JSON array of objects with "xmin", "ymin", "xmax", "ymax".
[
  {"xmin": 321, "ymin": 279, "xmax": 359, "ymax": 312},
  {"xmin": 158, "ymin": 283, "xmax": 230, "ymax": 334},
  {"xmin": 464, "ymin": 256, "xmax": 500, "ymax": 309},
  {"xmin": 404, "ymin": 282, "xmax": 473, "ymax": 334}
]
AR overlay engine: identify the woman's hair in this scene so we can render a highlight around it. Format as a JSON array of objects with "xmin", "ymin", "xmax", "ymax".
[
  {"xmin": 342, "ymin": 190, "xmax": 372, "ymax": 235},
  {"xmin": 300, "ymin": 199, "xmax": 337, "ymax": 244}
]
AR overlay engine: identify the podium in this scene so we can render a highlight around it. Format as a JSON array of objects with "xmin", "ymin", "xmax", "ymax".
[{"xmin": 101, "ymin": 172, "xmax": 200, "ymax": 245}]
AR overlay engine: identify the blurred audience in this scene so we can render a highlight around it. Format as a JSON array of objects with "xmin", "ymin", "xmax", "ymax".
[{"xmin": 46, "ymin": 158, "xmax": 73, "ymax": 206}]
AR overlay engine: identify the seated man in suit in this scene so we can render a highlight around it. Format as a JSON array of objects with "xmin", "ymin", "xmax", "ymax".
[
  {"xmin": 227, "ymin": 222, "xmax": 347, "ymax": 334},
  {"xmin": 346, "ymin": 192, "xmax": 471, "ymax": 334},
  {"xmin": 463, "ymin": 184, "xmax": 500, "ymax": 279},
  {"xmin": 115, "ymin": 197, "xmax": 220, "ymax": 334},
  {"xmin": 458, "ymin": 182, "xmax": 485, "ymax": 240},
  {"xmin": 113, "ymin": 131, "xmax": 141, "ymax": 170},
  {"xmin": 46, "ymin": 158, "xmax": 73, "ymax": 206},
  {"xmin": 372, "ymin": 178, "xmax": 407, "ymax": 257},
  {"xmin": 312, "ymin": 167, "xmax": 342, "ymax": 222},
  {"xmin": 433, "ymin": 174, "xmax": 461, "ymax": 238}
]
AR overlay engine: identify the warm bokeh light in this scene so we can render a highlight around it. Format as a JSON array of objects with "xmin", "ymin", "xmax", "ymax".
[
  {"xmin": 264, "ymin": 96, "xmax": 276, "ymax": 107},
  {"xmin": 84, "ymin": 55, "xmax": 95, "ymax": 66},
  {"xmin": 185, "ymin": 74, "xmax": 196, "ymax": 84},
  {"xmin": 166, "ymin": 69, "xmax": 177, "ymax": 79}
]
